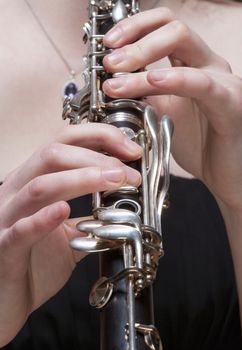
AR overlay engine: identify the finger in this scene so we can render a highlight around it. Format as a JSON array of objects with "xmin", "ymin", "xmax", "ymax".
[
  {"xmin": 103, "ymin": 72, "xmax": 155, "ymax": 98},
  {"xmin": 147, "ymin": 68, "xmax": 233, "ymax": 119},
  {"xmin": 104, "ymin": 7, "xmax": 175, "ymax": 48},
  {"xmin": 25, "ymin": 143, "xmax": 140, "ymax": 178},
  {"xmin": 104, "ymin": 67, "xmax": 228, "ymax": 102},
  {"xmin": 6, "ymin": 123, "xmax": 142, "ymax": 191},
  {"xmin": 55, "ymin": 123, "xmax": 142, "ymax": 156},
  {"xmin": 104, "ymin": 20, "xmax": 217, "ymax": 73},
  {"xmin": 0, "ymin": 201, "xmax": 70, "ymax": 265},
  {"xmin": 103, "ymin": 67, "xmax": 235, "ymax": 128},
  {"xmin": 148, "ymin": 68, "xmax": 242, "ymax": 136},
  {"xmin": 3, "ymin": 165, "xmax": 141, "ymax": 226}
]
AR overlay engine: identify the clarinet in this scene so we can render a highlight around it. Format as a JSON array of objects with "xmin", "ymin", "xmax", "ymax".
[{"xmin": 62, "ymin": 1, "xmax": 173, "ymax": 349}]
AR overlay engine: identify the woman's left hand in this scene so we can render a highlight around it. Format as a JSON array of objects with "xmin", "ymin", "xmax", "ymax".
[{"xmin": 102, "ymin": 7, "xmax": 242, "ymax": 213}]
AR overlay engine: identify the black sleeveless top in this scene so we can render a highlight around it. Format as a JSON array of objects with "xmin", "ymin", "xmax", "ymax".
[{"xmin": 2, "ymin": 176, "xmax": 242, "ymax": 350}]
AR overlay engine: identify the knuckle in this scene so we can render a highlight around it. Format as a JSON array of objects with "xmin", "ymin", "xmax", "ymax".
[
  {"xmin": 28, "ymin": 176, "xmax": 45, "ymax": 200},
  {"xmin": 171, "ymin": 20, "xmax": 190, "ymax": 40},
  {"xmin": 40, "ymin": 142, "xmax": 62, "ymax": 168}
]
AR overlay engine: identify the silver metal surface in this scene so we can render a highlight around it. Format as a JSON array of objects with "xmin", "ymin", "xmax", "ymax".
[
  {"xmin": 112, "ymin": 0, "xmax": 128, "ymax": 23},
  {"xmin": 98, "ymin": 208, "xmax": 142, "ymax": 230},
  {"xmin": 126, "ymin": 244, "xmax": 137, "ymax": 350},
  {"xmin": 139, "ymin": 131, "xmax": 149, "ymax": 226},
  {"xmin": 70, "ymin": 236, "xmax": 122, "ymax": 252},
  {"xmin": 103, "ymin": 111, "xmax": 144, "ymax": 129},
  {"xmin": 93, "ymin": 224, "xmax": 143, "ymax": 270},
  {"xmin": 113, "ymin": 198, "xmax": 142, "ymax": 215},
  {"xmin": 103, "ymin": 186, "xmax": 139, "ymax": 198},
  {"xmin": 157, "ymin": 116, "xmax": 174, "ymax": 234},
  {"xmin": 120, "ymin": 126, "xmax": 136, "ymax": 140},
  {"xmin": 144, "ymin": 106, "xmax": 160, "ymax": 230},
  {"xmin": 89, "ymin": 277, "xmax": 114, "ymax": 308},
  {"xmin": 135, "ymin": 324, "xmax": 163, "ymax": 350},
  {"xmin": 76, "ymin": 220, "xmax": 103, "ymax": 232}
]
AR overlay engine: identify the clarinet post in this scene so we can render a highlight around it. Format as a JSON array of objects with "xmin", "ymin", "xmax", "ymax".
[{"xmin": 62, "ymin": 1, "xmax": 174, "ymax": 349}]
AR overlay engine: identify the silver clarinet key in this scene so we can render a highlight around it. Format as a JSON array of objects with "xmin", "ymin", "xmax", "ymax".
[{"xmin": 112, "ymin": 0, "xmax": 128, "ymax": 23}]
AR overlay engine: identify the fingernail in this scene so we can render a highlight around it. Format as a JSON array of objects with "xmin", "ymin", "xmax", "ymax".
[
  {"xmin": 124, "ymin": 138, "xmax": 143, "ymax": 155},
  {"xmin": 105, "ymin": 49, "xmax": 124, "ymax": 65},
  {"xmin": 106, "ymin": 78, "xmax": 124, "ymax": 90},
  {"xmin": 105, "ymin": 27, "xmax": 123, "ymax": 44},
  {"xmin": 149, "ymin": 70, "xmax": 169, "ymax": 82},
  {"xmin": 125, "ymin": 167, "xmax": 141, "ymax": 186},
  {"xmin": 102, "ymin": 168, "xmax": 125, "ymax": 183}
]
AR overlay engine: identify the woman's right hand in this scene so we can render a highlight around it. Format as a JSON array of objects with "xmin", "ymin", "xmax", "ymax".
[{"xmin": 0, "ymin": 123, "xmax": 142, "ymax": 346}]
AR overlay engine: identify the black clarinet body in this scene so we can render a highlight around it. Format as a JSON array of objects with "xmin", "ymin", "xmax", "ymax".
[
  {"xmin": 62, "ymin": 1, "xmax": 174, "ymax": 349},
  {"xmin": 100, "ymin": 250, "xmax": 155, "ymax": 349}
]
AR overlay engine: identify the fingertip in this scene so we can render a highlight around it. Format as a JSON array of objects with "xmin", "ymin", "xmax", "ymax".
[
  {"xmin": 103, "ymin": 26, "xmax": 124, "ymax": 48},
  {"xmin": 47, "ymin": 201, "xmax": 70, "ymax": 222},
  {"xmin": 101, "ymin": 166, "xmax": 141, "ymax": 188},
  {"xmin": 124, "ymin": 166, "xmax": 141, "ymax": 187},
  {"xmin": 123, "ymin": 137, "xmax": 143, "ymax": 158},
  {"xmin": 102, "ymin": 56, "xmax": 113, "ymax": 73},
  {"xmin": 102, "ymin": 80, "xmax": 114, "ymax": 97}
]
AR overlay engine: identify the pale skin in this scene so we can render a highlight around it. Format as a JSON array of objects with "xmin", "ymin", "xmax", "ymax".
[{"xmin": 1, "ymin": 0, "xmax": 242, "ymax": 346}]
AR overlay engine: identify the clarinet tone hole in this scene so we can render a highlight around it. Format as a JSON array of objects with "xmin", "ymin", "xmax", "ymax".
[{"xmin": 114, "ymin": 199, "xmax": 141, "ymax": 215}]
